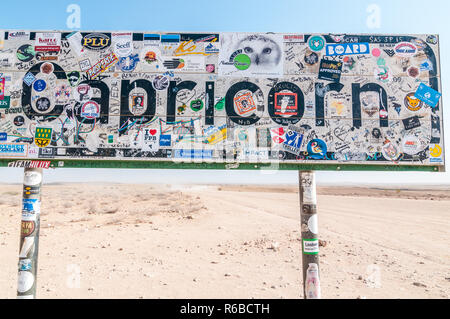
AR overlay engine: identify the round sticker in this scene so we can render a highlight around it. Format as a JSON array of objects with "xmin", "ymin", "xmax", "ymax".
[
  {"xmin": 118, "ymin": 54, "xmax": 139, "ymax": 72},
  {"xmin": 17, "ymin": 44, "xmax": 35, "ymax": 62},
  {"xmin": 407, "ymin": 66, "xmax": 419, "ymax": 78},
  {"xmin": 382, "ymin": 139, "xmax": 400, "ymax": 161},
  {"xmin": 40, "ymin": 62, "xmax": 54, "ymax": 74},
  {"xmin": 24, "ymin": 170, "xmax": 42, "ymax": 186},
  {"xmin": 14, "ymin": 116, "xmax": 25, "ymax": 126},
  {"xmin": 33, "ymin": 79, "xmax": 46, "ymax": 92},
  {"xmin": 17, "ymin": 271, "xmax": 34, "ymax": 293},
  {"xmin": 304, "ymin": 51, "xmax": 319, "ymax": 65},
  {"xmin": 402, "ymin": 135, "xmax": 420, "ymax": 155},
  {"xmin": 81, "ymin": 101, "xmax": 100, "ymax": 119},
  {"xmin": 307, "ymin": 215, "xmax": 318, "ymax": 234},
  {"xmin": 404, "ymin": 92, "xmax": 423, "ymax": 111},
  {"xmin": 307, "ymin": 139, "xmax": 327, "ymax": 159},
  {"xmin": 144, "ymin": 51, "xmax": 157, "ymax": 64},
  {"xmin": 152, "ymin": 75, "xmax": 169, "ymax": 91},
  {"xmin": 308, "ymin": 35, "xmax": 325, "ymax": 52},
  {"xmin": 190, "ymin": 99, "xmax": 204, "ymax": 112},
  {"xmin": 234, "ymin": 54, "xmax": 251, "ymax": 70},
  {"xmin": 35, "ymin": 97, "xmax": 51, "ymax": 112}
]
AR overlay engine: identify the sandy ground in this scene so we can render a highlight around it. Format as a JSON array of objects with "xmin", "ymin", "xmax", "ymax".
[{"xmin": 0, "ymin": 183, "xmax": 449, "ymax": 299}]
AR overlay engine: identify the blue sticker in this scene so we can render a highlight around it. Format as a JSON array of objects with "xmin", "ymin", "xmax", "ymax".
[
  {"xmin": 23, "ymin": 72, "xmax": 36, "ymax": 86},
  {"xmin": 33, "ymin": 79, "xmax": 46, "ymax": 92},
  {"xmin": 117, "ymin": 54, "xmax": 139, "ymax": 72},
  {"xmin": 283, "ymin": 130, "xmax": 303, "ymax": 155},
  {"xmin": 0, "ymin": 132, "xmax": 7, "ymax": 141},
  {"xmin": 414, "ymin": 83, "xmax": 441, "ymax": 108},
  {"xmin": 325, "ymin": 43, "xmax": 370, "ymax": 56},
  {"xmin": 159, "ymin": 134, "xmax": 171, "ymax": 147},
  {"xmin": 19, "ymin": 259, "xmax": 32, "ymax": 271},
  {"xmin": 308, "ymin": 35, "xmax": 325, "ymax": 52},
  {"xmin": 307, "ymin": 139, "xmax": 327, "ymax": 159},
  {"xmin": 174, "ymin": 149, "xmax": 212, "ymax": 159}
]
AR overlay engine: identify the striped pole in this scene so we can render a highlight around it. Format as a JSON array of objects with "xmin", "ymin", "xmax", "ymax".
[
  {"xmin": 298, "ymin": 171, "xmax": 321, "ymax": 299},
  {"xmin": 17, "ymin": 167, "xmax": 43, "ymax": 299}
]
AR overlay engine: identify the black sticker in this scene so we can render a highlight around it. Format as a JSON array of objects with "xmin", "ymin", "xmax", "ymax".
[
  {"xmin": 318, "ymin": 59, "xmax": 342, "ymax": 82},
  {"xmin": 402, "ymin": 116, "xmax": 421, "ymax": 130}
]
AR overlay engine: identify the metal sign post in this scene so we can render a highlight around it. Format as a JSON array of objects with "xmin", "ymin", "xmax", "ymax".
[
  {"xmin": 17, "ymin": 168, "xmax": 43, "ymax": 299},
  {"xmin": 299, "ymin": 171, "xmax": 321, "ymax": 299}
]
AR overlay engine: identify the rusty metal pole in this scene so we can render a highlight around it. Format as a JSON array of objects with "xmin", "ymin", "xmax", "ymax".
[
  {"xmin": 17, "ymin": 167, "xmax": 43, "ymax": 299},
  {"xmin": 298, "ymin": 170, "xmax": 321, "ymax": 299}
]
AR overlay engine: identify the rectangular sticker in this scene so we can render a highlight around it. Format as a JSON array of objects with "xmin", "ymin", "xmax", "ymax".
[
  {"xmin": 414, "ymin": 83, "xmax": 441, "ymax": 108},
  {"xmin": 325, "ymin": 43, "xmax": 370, "ymax": 56},
  {"xmin": 302, "ymin": 239, "xmax": 319, "ymax": 255}
]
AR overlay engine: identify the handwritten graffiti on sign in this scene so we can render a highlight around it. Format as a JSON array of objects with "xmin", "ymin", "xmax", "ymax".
[{"xmin": 0, "ymin": 31, "xmax": 444, "ymax": 169}]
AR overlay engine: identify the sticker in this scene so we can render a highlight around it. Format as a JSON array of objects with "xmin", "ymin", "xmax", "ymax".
[
  {"xmin": 407, "ymin": 66, "xmax": 419, "ymax": 78},
  {"xmin": 86, "ymin": 52, "xmax": 118, "ymax": 79},
  {"xmin": 34, "ymin": 127, "xmax": 52, "ymax": 148},
  {"xmin": 81, "ymin": 101, "xmax": 100, "ymax": 119},
  {"xmin": 414, "ymin": 83, "xmax": 441, "ymax": 108},
  {"xmin": 159, "ymin": 134, "xmax": 171, "ymax": 147},
  {"xmin": 0, "ymin": 96, "xmax": 10, "ymax": 108},
  {"xmin": 402, "ymin": 116, "xmax": 421, "ymax": 130},
  {"xmin": 218, "ymin": 33, "xmax": 284, "ymax": 77},
  {"xmin": 307, "ymin": 139, "xmax": 327, "ymax": 159},
  {"xmin": 144, "ymin": 51, "xmax": 157, "ymax": 64},
  {"xmin": 382, "ymin": 139, "xmax": 400, "ymax": 161},
  {"xmin": 284, "ymin": 34, "xmax": 304, "ymax": 43},
  {"xmin": 82, "ymin": 33, "xmax": 111, "ymax": 51},
  {"xmin": 19, "ymin": 259, "xmax": 32, "ymax": 271},
  {"xmin": 130, "ymin": 94, "xmax": 145, "ymax": 115},
  {"xmin": 404, "ymin": 92, "xmax": 423, "ymax": 111},
  {"xmin": 141, "ymin": 128, "xmax": 160, "ymax": 152},
  {"xmin": 308, "ymin": 35, "xmax": 325, "ymax": 52},
  {"xmin": 8, "ymin": 31, "xmax": 30, "ymax": 39},
  {"xmin": 55, "ymin": 85, "xmax": 71, "ymax": 104},
  {"xmin": 23, "ymin": 185, "xmax": 40, "ymax": 197},
  {"xmin": 17, "ymin": 271, "xmax": 34, "ymax": 293},
  {"xmin": 67, "ymin": 71, "xmax": 81, "ymax": 87},
  {"xmin": 206, "ymin": 64, "xmax": 215, "ymax": 73},
  {"xmin": 283, "ymin": 129, "xmax": 303, "ymax": 155},
  {"xmin": 174, "ymin": 149, "xmax": 213, "ymax": 159},
  {"xmin": 429, "ymin": 144, "xmax": 442, "ymax": 158},
  {"xmin": 117, "ymin": 54, "xmax": 139, "ymax": 72},
  {"xmin": 33, "ymin": 79, "xmax": 46, "ymax": 92},
  {"xmin": 152, "ymin": 75, "xmax": 169, "ymax": 90},
  {"xmin": 274, "ymin": 92, "xmax": 297, "ymax": 116},
  {"xmin": 302, "ymin": 239, "xmax": 319, "ymax": 254},
  {"xmin": 16, "ymin": 44, "xmax": 35, "ymax": 62},
  {"xmin": 304, "ymin": 50, "xmax": 319, "ymax": 65},
  {"xmin": 325, "ymin": 43, "xmax": 369, "ymax": 56},
  {"xmin": 66, "ymin": 31, "xmax": 85, "ymax": 56},
  {"xmin": 19, "ymin": 237, "xmax": 35, "ymax": 258},
  {"xmin": 35, "ymin": 97, "xmax": 51, "ymax": 113},
  {"xmin": 79, "ymin": 59, "xmax": 91, "ymax": 71},
  {"xmin": 426, "ymin": 35, "xmax": 438, "ymax": 45},
  {"xmin": 307, "ymin": 215, "xmax": 318, "ymax": 234},
  {"xmin": 234, "ymin": 92, "xmax": 257, "ymax": 115},
  {"xmin": 22, "ymin": 198, "xmax": 40, "ymax": 221},
  {"xmin": 14, "ymin": 116, "xmax": 25, "ymax": 126},
  {"xmin": 318, "ymin": 59, "xmax": 342, "ymax": 82},
  {"xmin": 21, "ymin": 221, "xmax": 35, "ymax": 237},
  {"xmin": 190, "ymin": 99, "xmax": 204, "ymax": 112},
  {"xmin": 0, "ymin": 143, "xmax": 28, "ymax": 157},
  {"xmin": 394, "ymin": 42, "xmax": 417, "ymax": 57},
  {"xmin": 23, "ymin": 72, "xmax": 36, "ymax": 86},
  {"xmin": 401, "ymin": 135, "xmax": 420, "ymax": 155},
  {"xmin": 0, "ymin": 132, "xmax": 6, "ymax": 141},
  {"xmin": 112, "ymin": 32, "xmax": 133, "ymax": 57},
  {"xmin": 305, "ymin": 263, "xmax": 321, "ymax": 299},
  {"xmin": 23, "ymin": 170, "xmax": 42, "ymax": 186},
  {"xmin": 35, "ymin": 32, "xmax": 61, "ymax": 52},
  {"xmin": 40, "ymin": 62, "xmax": 54, "ymax": 74}
]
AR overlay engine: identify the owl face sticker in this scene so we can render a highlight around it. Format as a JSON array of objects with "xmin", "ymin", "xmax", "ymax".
[{"xmin": 219, "ymin": 33, "xmax": 284, "ymax": 77}]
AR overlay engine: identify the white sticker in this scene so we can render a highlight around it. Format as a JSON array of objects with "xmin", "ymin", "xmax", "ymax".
[
  {"xmin": 302, "ymin": 239, "xmax": 319, "ymax": 254},
  {"xmin": 307, "ymin": 215, "xmax": 318, "ymax": 234},
  {"xmin": 17, "ymin": 271, "xmax": 34, "ymax": 293},
  {"xmin": 19, "ymin": 237, "xmax": 35, "ymax": 258},
  {"xmin": 23, "ymin": 170, "xmax": 42, "ymax": 186}
]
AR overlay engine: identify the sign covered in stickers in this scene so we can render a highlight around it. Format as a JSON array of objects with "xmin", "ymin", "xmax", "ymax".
[{"xmin": 0, "ymin": 31, "xmax": 444, "ymax": 170}]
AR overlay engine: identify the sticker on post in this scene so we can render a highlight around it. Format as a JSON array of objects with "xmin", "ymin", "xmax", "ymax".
[{"xmin": 302, "ymin": 239, "xmax": 319, "ymax": 255}]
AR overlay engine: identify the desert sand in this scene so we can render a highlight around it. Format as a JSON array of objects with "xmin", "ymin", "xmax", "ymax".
[{"xmin": 0, "ymin": 183, "xmax": 449, "ymax": 299}]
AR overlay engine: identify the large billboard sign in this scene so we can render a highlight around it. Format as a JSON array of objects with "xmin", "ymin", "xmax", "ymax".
[{"xmin": 0, "ymin": 31, "xmax": 444, "ymax": 170}]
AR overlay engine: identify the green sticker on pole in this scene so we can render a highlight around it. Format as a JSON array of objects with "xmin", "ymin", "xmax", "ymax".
[{"xmin": 302, "ymin": 239, "xmax": 319, "ymax": 255}]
